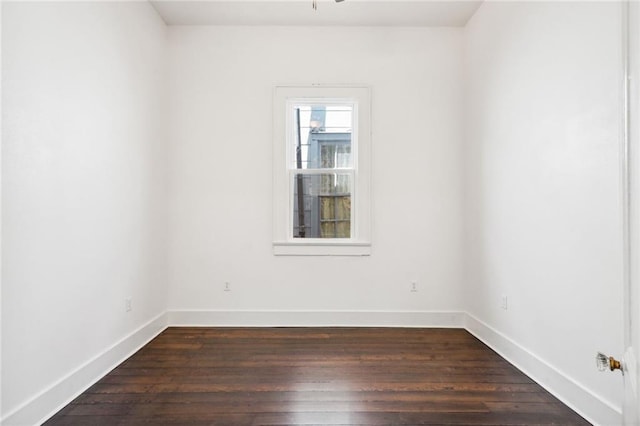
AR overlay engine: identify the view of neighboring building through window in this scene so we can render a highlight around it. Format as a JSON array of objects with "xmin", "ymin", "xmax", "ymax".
[{"xmin": 291, "ymin": 104, "xmax": 354, "ymax": 239}]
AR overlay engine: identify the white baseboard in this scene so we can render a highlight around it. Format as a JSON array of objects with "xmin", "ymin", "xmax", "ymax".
[
  {"xmin": 1, "ymin": 312, "xmax": 168, "ymax": 426},
  {"xmin": 3, "ymin": 310, "xmax": 622, "ymax": 426},
  {"xmin": 167, "ymin": 309, "xmax": 466, "ymax": 328},
  {"xmin": 464, "ymin": 313, "xmax": 622, "ymax": 426}
]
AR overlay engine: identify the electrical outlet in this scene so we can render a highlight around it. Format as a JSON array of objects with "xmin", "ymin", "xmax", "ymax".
[
  {"xmin": 500, "ymin": 295, "xmax": 508, "ymax": 310},
  {"xmin": 125, "ymin": 297, "xmax": 132, "ymax": 312},
  {"xmin": 224, "ymin": 282, "xmax": 231, "ymax": 292},
  {"xmin": 410, "ymin": 281, "xmax": 418, "ymax": 292}
]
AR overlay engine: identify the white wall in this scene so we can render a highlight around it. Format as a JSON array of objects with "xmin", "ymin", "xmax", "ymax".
[
  {"xmin": 2, "ymin": 2, "xmax": 167, "ymax": 423},
  {"xmin": 166, "ymin": 26, "xmax": 465, "ymax": 318},
  {"xmin": 0, "ymin": 0, "xmax": 3, "ymax": 419},
  {"xmin": 627, "ymin": 2, "xmax": 640, "ymax": 422},
  {"xmin": 464, "ymin": 2, "xmax": 624, "ymax": 423}
]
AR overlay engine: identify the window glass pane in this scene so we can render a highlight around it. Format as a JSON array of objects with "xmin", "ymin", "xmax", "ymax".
[
  {"xmin": 292, "ymin": 173, "xmax": 351, "ymax": 239},
  {"xmin": 293, "ymin": 105, "xmax": 352, "ymax": 170}
]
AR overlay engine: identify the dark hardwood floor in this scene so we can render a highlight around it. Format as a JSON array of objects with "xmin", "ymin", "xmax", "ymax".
[{"xmin": 44, "ymin": 327, "xmax": 590, "ymax": 425}]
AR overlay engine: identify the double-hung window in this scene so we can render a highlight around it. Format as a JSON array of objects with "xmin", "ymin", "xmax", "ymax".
[{"xmin": 273, "ymin": 86, "xmax": 371, "ymax": 256}]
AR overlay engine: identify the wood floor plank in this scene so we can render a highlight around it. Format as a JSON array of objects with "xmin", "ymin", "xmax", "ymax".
[
  {"xmin": 44, "ymin": 327, "xmax": 590, "ymax": 425},
  {"xmin": 71, "ymin": 390, "xmax": 550, "ymax": 405}
]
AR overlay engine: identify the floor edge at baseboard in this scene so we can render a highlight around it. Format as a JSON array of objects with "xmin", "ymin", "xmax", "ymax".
[
  {"xmin": 3, "ymin": 310, "xmax": 620, "ymax": 426},
  {"xmin": 464, "ymin": 313, "xmax": 621, "ymax": 426},
  {"xmin": 2, "ymin": 312, "xmax": 168, "ymax": 426},
  {"xmin": 166, "ymin": 309, "xmax": 466, "ymax": 328}
]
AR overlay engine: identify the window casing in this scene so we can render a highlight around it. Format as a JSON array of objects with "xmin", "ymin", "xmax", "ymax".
[{"xmin": 273, "ymin": 86, "xmax": 371, "ymax": 256}]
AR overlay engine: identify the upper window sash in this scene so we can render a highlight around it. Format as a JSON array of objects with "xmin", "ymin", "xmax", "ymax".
[{"xmin": 286, "ymin": 99, "xmax": 358, "ymax": 171}]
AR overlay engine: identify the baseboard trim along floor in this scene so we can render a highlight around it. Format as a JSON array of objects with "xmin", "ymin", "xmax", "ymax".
[
  {"xmin": 2, "ymin": 312, "xmax": 168, "ymax": 426},
  {"xmin": 2, "ymin": 310, "xmax": 621, "ymax": 426}
]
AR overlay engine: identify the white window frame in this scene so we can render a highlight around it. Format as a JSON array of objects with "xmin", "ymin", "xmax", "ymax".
[{"xmin": 273, "ymin": 85, "xmax": 372, "ymax": 256}]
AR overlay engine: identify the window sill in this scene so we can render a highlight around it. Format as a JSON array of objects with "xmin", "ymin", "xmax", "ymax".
[{"xmin": 272, "ymin": 241, "xmax": 371, "ymax": 256}]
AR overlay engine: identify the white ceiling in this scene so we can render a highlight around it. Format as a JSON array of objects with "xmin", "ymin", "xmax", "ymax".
[{"xmin": 150, "ymin": 0, "xmax": 483, "ymax": 27}]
